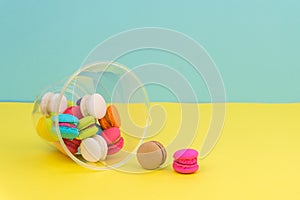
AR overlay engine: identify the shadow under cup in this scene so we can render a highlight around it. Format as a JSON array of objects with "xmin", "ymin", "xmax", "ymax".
[{"xmin": 32, "ymin": 62, "xmax": 151, "ymax": 171}]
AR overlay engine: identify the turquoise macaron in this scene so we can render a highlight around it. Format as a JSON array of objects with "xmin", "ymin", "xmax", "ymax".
[{"xmin": 52, "ymin": 114, "xmax": 79, "ymax": 139}]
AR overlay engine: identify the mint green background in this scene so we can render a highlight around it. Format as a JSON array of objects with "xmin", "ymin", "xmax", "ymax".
[{"xmin": 0, "ymin": 0, "xmax": 299, "ymax": 102}]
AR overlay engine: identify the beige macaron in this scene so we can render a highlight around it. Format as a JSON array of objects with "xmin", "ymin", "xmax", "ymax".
[{"xmin": 136, "ymin": 141, "xmax": 167, "ymax": 170}]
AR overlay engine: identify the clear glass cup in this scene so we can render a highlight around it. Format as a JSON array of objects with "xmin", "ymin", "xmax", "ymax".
[{"xmin": 32, "ymin": 62, "xmax": 150, "ymax": 171}]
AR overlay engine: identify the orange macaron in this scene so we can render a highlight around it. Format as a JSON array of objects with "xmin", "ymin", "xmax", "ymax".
[{"xmin": 99, "ymin": 105, "xmax": 121, "ymax": 129}]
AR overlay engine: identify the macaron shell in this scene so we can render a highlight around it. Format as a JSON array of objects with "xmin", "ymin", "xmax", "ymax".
[
  {"xmin": 76, "ymin": 125, "xmax": 98, "ymax": 140},
  {"xmin": 173, "ymin": 162, "xmax": 199, "ymax": 174},
  {"xmin": 107, "ymin": 137, "xmax": 124, "ymax": 155},
  {"xmin": 80, "ymin": 138, "xmax": 102, "ymax": 162},
  {"xmin": 175, "ymin": 157, "xmax": 198, "ymax": 165},
  {"xmin": 58, "ymin": 95, "xmax": 68, "ymax": 113},
  {"xmin": 80, "ymin": 95, "xmax": 90, "ymax": 117},
  {"xmin": 48, "ymin": 94, "xmax": 68, "ymax": 113},
  {"xmin": 58, "ymin": 122, "xmax": 77, "ymax": 128},
  {"xmin": 55, "ymin": 114, "xmax": 79, "ymax": 124},
  {"xmin": 63, "ymin": 106, "xmax": 83, "ymax": 119},
  {"xmin": 56, "ymin": 126, "xmax": 79, "ymax": 139},
  {"xmin": 40, "ymin": 92, "xmax": 54, "ymax": 115},
  {"xmin": 136, "ymin": 141, "xmax": 166, "ymax": 170},
  {"xmin": 63, "ymin": 138, "xmax": 81, "ymax": 154},
  {"xmin": 87, "ymin": 94, "xmax": 107, "ymax": 119},
  {"xmin": 99, "ymin": 117, "xmax": 112, "ymax": 129},
  {"xmin": 105, "ymin": 105, "xmax": 121, "ymax": 127},
  {"xmin": 173, "ymin": 148, "xmax": 198, "ymax": 160},
  {"xmin": 152, "ymin": 141, "xmax": 167, "ymax": 165},
  {"xmin": 36, "ymin": 116, "xmax": 58, "ymax": 142},
  {"xmin": 77, "ymin": 116, "xmax": 96, "ymax": 131},
  {"xmin": 101, "ymin": 127, "xmax": 121, "ymax": 145},
  {"xmin": 92, "ymin": 135, "xmax": 108, "ymax": 160}
]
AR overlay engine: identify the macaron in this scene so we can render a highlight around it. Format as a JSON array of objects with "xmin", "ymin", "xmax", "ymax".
[
  {"xmin": 76, "ymin": 116, "xmax": 99, "ymax": 140},
  {"xmin": 101, "ymin": 127, "xmax": 124, "ymax": 155},
  {"xmin": 40, "ymin": 92, "xmax": 54, "ymax": 115},
  {"xmin": 92, "ymin": 135, "xmax": 108, "ymax": 160},
  {"xmin": 36, "ymin": 116, "xmax": 58, "ymax": 142},
  {"xmin": 99, "ymin": 105, "xmax": 121, "ymax": 129},
  {"xmin": 52, "ymin": 114, "xmax": 79, "ymax": 139},
  {"xmin": 173, "ymin": 149, "xmax": 199, "ymax": 174},
  {"xmin": 80, "ymin": 94, "xmax": 107, "ymax": 119},
  {"xmin": 76, "ymin": 98, "xmax": 82, "ymax": 106},
  {"xmin": 80, "ymin": 135, "xmax": 108, "ymax": 162},
  {"xmin": 136, "ymin": 141, "xmax": 167, "ymax": 170},
  {"xmin": 49, "ymin": 94, "xmax": 68, "ymax": 114},
  {"xmin": 40, "ymin": 92, "xmax": 68, "ymax": 116},
  {"xmin": 63, "ymin": 106, "xmax": 83, "ymax": 119},
  {"xmin": 63, "ymin": 138, "xmax": 81, "ymax": 154}
]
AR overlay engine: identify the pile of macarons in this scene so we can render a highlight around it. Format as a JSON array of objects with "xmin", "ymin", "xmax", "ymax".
[{"xmin": 36, "ymin": 92, "xmax": 124, "ymax": 163}]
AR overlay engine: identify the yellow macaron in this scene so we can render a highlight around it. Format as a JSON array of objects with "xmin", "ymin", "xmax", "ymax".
[{"xmin": 36, "ymin": 116, "xmax": 58, "ymax": 142}]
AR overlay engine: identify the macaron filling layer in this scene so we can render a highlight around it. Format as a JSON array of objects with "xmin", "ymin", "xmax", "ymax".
[
  {"xmin": 173, "ymin": 160, "xmax": 198, "ymax": 168},
  {"xmin": 173, "ymin": 162, "xmax": 199, "ymax": 173},
  {"xmin": 76, "ymin": 125, "xmax": 99, "ymax": 140},
  {"xmin": 174, "ymin": 158, "xmax": 198, "ymax": 165},
  {"xmin": 107, "ymin": 135, "xmax": 122, "ymax": 146},
  {"xmin": 107, "ymin": 137, "xmax": 124, "ymax": 155},
  {"xmin": 58, "ymin": 122, "xmax": 77, "ymax": 128}
]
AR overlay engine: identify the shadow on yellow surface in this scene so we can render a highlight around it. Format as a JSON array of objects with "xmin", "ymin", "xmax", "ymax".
[{"xmin": 0, "ymin": 103, "xmax": 300, "ymax": 200}]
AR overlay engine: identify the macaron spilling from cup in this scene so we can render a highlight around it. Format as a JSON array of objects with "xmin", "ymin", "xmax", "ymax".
[
  {"xmin": 53, "ymin": 114, "xmax": 79, "ymax": 139},
  {"xmin": 80, "ymin": 135, "xmax": 108, "ymax": 162},
  {"xmin": 173, "ymin": 148, "xmax": 199, "ymax": 174},
  {"xmin": 99, "ymin": 105, "xmax": 121, "ymax": 129},
  {"xmin": 38, "ymin": 92, "xmax": 125, "ymax": 163},
  {"xmin": 136, "ymin": 141, "xmax": 167, "ymax": 170},
  {"xmin": 80, "ymin": 94, "xmax": 107, "ymax": 119},
  {"xmin": 76, "ymin": 116, "xmax": 99, "ymax": 140},
  {"xmin": 40, "ymin": 92, "xmax": 68, "ymax": 116},
  {"xmin": 101, "ymin": 127, "xmax": 124, "ymax": 155}
]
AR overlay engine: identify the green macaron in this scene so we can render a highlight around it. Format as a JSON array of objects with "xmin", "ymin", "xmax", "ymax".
[
  {"xmin": 76, "ymin": 116, "xmax": 99, "ymax": 140},
  {"xmin": 76, "ymin": 125, "xmax": 99, "ymax": 140},
  {"xmin": 77, "ymin": 116, "xmax": 95, "ymax": 131}
]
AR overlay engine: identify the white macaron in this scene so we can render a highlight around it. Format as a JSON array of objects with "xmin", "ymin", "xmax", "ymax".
[
  {"xmin": 48, "ymin": 93, "xmax": 68, "ymax": 113},
  {"xmin": 80, "ymin": 93, "xmax": 107, "ymax": 119},
  {"xmin": 80, "ymin": 137, "xmax": 102, "ymax": 162},
  {"xmin": 92, "ymin": 135, "xmax": 108, "ymax": 161},
  {"xmin": 40, "ymin": 92, "xmax": 67, "ymax": 115},
  {"xmin": 80, "ymin": 135, "xmax": 108, "ymax": 162},
  {"xmin": 40, "ymin": 92, "xmax": 54, "ymax": 115}
]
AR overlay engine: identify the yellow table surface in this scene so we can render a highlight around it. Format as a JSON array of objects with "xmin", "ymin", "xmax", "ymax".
[{"xmin": 1, "ymin": 102, "xmax": 300, "ymax": 200}]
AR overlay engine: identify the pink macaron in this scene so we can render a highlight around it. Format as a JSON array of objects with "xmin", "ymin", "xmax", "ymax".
[
  {"xmin": 63, "ymin": 138, "xmax": 81, "ymax": 154},
  {"xmin": 63, "ymin": 106, "xmax": 83, "ymax": 119},
  {"xmin": 101, "ymin": 127, "xmax": 124, "ymax": 155},
  {"xmin": 58, "ymin": 122, "xmax": 76, "ymax": 128},
  {"xmin": 173, "ymin": 149, "xmax": 199, "ymax": 174}
]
